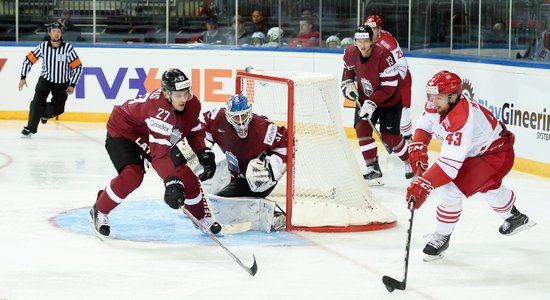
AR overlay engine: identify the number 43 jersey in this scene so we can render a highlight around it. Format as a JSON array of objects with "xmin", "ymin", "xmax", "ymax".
[{"xmin": 415, "ymin": 94, "xmax": 506, "ymax": 180}]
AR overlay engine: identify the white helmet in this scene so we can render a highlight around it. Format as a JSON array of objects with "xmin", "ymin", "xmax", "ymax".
[
  {"xmin": 340, "ymin": 37, "xmax": 354, "ymax": 48},
  {"xmin": 267, "ymin": 27, "xmax": 283, "ymax": 42},
  {"xmin": 251, "ymin": 31, "xmax": 266, "ymax": 46},
  {"xmin": 326, "ymin": 35, "xmax": 341, "ymax": 48}
]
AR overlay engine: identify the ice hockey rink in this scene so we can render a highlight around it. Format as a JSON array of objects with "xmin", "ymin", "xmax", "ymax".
[{"xmin": 0, "ymin": 119, "xmax": 548, "ymax": 300}]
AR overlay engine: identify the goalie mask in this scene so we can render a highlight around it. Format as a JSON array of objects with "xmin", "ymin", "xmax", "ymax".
[{"xmin": 225, "ymin": 94, "xmax": 253, "ymax": 138}]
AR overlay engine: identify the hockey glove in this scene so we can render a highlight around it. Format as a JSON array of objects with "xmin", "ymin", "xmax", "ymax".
[
  {"xmin": 164, "ymin": 176, "xmax": 184, "ymax": 209},
  {"xmin": 266, "ymin": 154, "xmax": 286, "ymax": 181},
  {"xmin": 406, "ymin": 177, "xmax": 433, "ymax": 209},
  {"xmin": 408, "ymin": 142, "xmax": 429, "ymax": 176},
  {"xmin": 340, "ymin": 79, "xmax": 358, "ymax": 100},
  {"xmin": 359, "ymin": 100, "xmax": 377, "ymax": 119},
  {"xmin": 197, "ymin": 147, "xmax": 216, "ymax": 181}
]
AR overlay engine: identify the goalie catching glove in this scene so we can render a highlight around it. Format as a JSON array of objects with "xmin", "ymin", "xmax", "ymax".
[
  {"xmin": 246, "ymin": 154, "xmax": 286, "ymax": 193},
  {"xmin": 340, "ymin": 79, "xmax": 358, "ymax": 100}
]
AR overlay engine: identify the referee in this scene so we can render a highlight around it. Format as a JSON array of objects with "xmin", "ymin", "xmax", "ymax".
[{"xmin": 18, "ymin": 21, "xmax": 83, "ymax": 137}]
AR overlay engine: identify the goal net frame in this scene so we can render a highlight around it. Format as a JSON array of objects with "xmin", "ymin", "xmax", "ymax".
[{"xmin": 235, "ymin": 70, "xmax": 396, "ymax": 232}]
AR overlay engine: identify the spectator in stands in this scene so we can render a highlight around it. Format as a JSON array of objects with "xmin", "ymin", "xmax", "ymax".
[
  {"xmin": 200, "ymin": 16, "xmax": 226, "ymax": 45},
  {"xmin": 58, "ymin": 10, "xmax": 77, "ymax": 32},
  {"xmin": 287, "ymin": 16, "xmax": 320, "ymax": 48},
  {"xmin": 226, "ymin": 15, "xmax": 252, "ymax": 46},
  {"xmin": 248, "ymin": 9, "xmax": 270, "ymax": 35},
  {"xmin": 301, "ymin": 8, "xmax": 314, "ymax": 18},
  {"xmin": 518, "ymin": 24, "xmax": 550, "ymax": 61}
]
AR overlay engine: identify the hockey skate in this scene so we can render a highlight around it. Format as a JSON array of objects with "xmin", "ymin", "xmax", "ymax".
[
  {"xmin": 404, "ymin": 160, "xmax": 415, "ymax": 179},
  {"xmin": 20, "ymin": 128, "xmax": 33, "ymax": 138},
  {"xmin": 423, "ymin": 232, "xmax": 451, "ymax": 262},
  {"xmin": 363, "ymin": 161, "xmax": 383, "ymax": 186},
  {"xmin": 88, "ymin": 204, "xmax": 110, "ymax": 241},
  {"xmin": 499, "ymin": 206, "xmax": 536, "ymax": 236}
]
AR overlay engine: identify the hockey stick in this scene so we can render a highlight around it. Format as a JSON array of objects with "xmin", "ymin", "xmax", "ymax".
[
  {"xmin": 382, "ymin": 196, "xmax": 415, "ymax": 292},
  {"xmin": 181, "ymin": 207, "xmax": 258, "ymax": 276},
  {"xmin": 353, "ymin": 97, "xmax": 393, "ymax": 154}
]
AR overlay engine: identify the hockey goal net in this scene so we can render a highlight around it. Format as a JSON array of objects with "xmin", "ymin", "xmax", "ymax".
[{"xmin": 236, "ymin": 70, "xmax": 396, "ymax": 232}]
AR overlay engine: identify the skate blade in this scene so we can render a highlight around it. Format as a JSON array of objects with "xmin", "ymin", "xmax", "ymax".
[
  {"xmin": 88, "ymin": 215, "xmax": 107, "ymax": 242},
  {"xmin": 367, "ymin": 178, "xmax": 384, "ymax": 186},
  {"xmin": 423, "ymin": 252, "xmax": 445, "ymax": 262},
  {"xmin": 503, "ymin": 220, "xmax": 536, "ymax": 236}
]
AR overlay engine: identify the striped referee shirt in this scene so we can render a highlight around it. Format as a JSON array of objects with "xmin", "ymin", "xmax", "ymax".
[{"xmin": 20, "ymin": 40, "xmax": 82, "ymax": 86}]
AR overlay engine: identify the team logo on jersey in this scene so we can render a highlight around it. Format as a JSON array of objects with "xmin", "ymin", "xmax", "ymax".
[
  {"xmin": 360, "ymin": 78, "xmax": 374, "ymax": 97},
  {"xmin": 146, "ymin": 117, "xmax": 173, "ymax": 136},
  {"xmin": 264, "ymin": 123, "xmax": 277, "ymax": 145}
]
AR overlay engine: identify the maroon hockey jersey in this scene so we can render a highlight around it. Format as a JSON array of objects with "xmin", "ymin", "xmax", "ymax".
[
  {"xmin": 342, "ymin": 44, "xmax": 402, "ymax": 107},
  {"xmin": 106, "ymin": 88, "xmax": 206, "ymax": 180},
  {"xmin": 201, "ymin": 107, "xmax": 287, "ymax": 178}
]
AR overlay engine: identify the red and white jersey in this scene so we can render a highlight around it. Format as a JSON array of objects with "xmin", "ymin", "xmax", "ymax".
[
  {"xmin": 107, "ymin": 88, "xmax": 206, "ymax": 179},
  {"xmin": 376, "ymin": 30, "xmax": 409, "ymax": 80},
  {"xmin": 201, "ymin": 107, "xmax": 287, "ymax": 178},
  {"xmin": 342, "ymin": 44, "xmax": 401, "ymax": 107},
  {"xmin": 415, "ymin": 94, "xmax": 504, "ymax": 181}
]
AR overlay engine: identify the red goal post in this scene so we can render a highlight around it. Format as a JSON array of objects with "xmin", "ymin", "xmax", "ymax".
[{"xmin": 235, "ymin": 70, "xmax": 396, "ymax": 232}]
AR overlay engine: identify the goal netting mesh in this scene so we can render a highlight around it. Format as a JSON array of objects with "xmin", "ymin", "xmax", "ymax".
[{"xmin": 236, "ymin": 70, "xmax": 396, "ymax": 232}]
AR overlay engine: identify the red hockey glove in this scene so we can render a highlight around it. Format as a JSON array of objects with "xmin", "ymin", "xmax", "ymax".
[
  {"xmin": 408, "ymin": 142, "xmax": 429, "ymax": 176},
  {"xmin": 406, "ymin": 177, "xmax": 433, "ymax": 209}
]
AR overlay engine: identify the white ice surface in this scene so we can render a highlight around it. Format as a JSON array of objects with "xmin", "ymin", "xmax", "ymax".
[{"xmin": 0, "ymin": 120, "xmax": 549, "ymax": 300}]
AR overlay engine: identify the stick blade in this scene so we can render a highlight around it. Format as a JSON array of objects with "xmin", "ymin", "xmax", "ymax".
[
  {"xmin": 382, "ymin": 275, "xmax": 406, "ymax": 292},
  {"xmin": 247, "ymin": 255, "xmax": 258, "ymax": 276}
]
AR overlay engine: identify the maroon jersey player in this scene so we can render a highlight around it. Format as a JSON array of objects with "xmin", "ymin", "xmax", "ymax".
[
  {"xmin": 406, "ymin": 71, "xmax": 534, "ymax": 261},
  {"xmin": 365, "ymin": 15, "xmax": 414, "ymax": 142},
  {"xmin": 340, "ymin": 25, "xmax": 413, "ymax": 186},
  {"xmin": 201, "ymin": 94, "xmax": 288, "ymax": 198},
  {"xmin": 88, "ymin": 69, "xmax": 220, "ymax": 241}
]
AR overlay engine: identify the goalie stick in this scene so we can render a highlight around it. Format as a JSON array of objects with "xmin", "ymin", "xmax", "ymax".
[
  {"xmin": 382, "ymin": 197, "xmax": 416, "ymax": 292},
  {"xmin": 353, "ymin": 97, "xmax": 393, "ymax": 154},
  {"xmin": 181, "ymin": 207, "xmax": 258, "ymax": 276}
]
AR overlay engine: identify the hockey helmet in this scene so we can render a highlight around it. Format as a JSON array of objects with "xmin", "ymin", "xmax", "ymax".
[
  {"xmin": 426, "ymin": 70, "xmax": 462, "ymax": 96},
  {"xmin": 354, "ymin": 25, "xmax": 374, "ymax": 41},
  {"xmin": 267, "ymin": 27, "xmax": 283, "ymax": 42},
  {"xmin": 364, "ymin": 15, "xmax": 382, "ymax": 28},
  {"xmin": 251, "ymin": 31, "xmax": 266, "ymax": 46},
  {"xmin": 340, "ymin": 37, "xmax": 354, "ymax": 48},
  {"xmin": 225, "ymin": 94, "xmax": 253, "ymax": 138},
  {"xmin": 161, "ymin": 69, "xmax": 191, "ymax": 94},
  {"xmin": 326, "ymin": 35, "xmax": 341, "ymax": 48}
]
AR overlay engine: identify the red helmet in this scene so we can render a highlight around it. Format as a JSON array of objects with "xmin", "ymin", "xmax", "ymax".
[
  {"xmin": 364, "ymin": 15, "xmax": 382, "ymax": 28},
  {"xmin": 426, "ymin": 71, "xmax": 462, "ymax": 95}
]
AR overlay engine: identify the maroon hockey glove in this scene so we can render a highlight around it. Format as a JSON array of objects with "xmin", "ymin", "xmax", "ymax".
[
  {"xmin": 408, "ymin": 142, "xmax": 429, "ymax": 176},
  {"xmin": 406, "ymin": 177, "xmax": 433, "ymax": 209}
]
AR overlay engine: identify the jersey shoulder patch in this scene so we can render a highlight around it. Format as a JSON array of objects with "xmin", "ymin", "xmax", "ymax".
[
  {"xmin": 263, "ymin": 123, "xmax": 278, "ymax": 146},
  {"xmin": 440, "ymin": 97, "xmax": 469, "ymax": 132}
]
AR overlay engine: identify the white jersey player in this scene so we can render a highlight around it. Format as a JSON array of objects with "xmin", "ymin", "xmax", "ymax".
[{"xmin": 406, "ymin": 70, "xmax": 535, "ymax": 261}]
